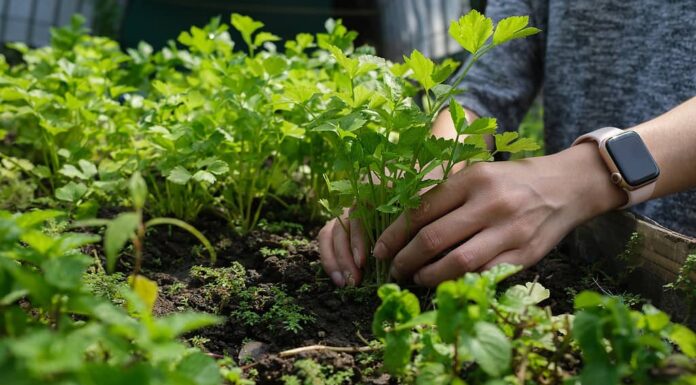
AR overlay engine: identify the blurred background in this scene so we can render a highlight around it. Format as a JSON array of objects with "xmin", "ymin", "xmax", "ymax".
[
  {"xmin": 0, "ymin": 0, "xmax": 542, "ymax": 155},
  {"xmin": 0, "ymin": 0, "xmax": 487, "ymax": 61}
]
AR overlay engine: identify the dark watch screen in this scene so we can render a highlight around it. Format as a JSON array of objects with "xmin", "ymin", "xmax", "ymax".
[{"xmin": 605, "ymin": 131, "xmax": 660, "ymax": 187}]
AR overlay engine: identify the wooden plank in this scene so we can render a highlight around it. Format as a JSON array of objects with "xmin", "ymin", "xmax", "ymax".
[{"xmin": 569, "ymin": 211, "xmax": 696, "ymax": 324}]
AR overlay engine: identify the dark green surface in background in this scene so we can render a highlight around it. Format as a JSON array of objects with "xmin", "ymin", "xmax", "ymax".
[{"xmin": 121, "ymin": 0, "xmax": 379, "ymax": 50}]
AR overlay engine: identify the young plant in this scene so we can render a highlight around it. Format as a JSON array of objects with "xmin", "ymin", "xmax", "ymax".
[
  {"xmin": 315, "ymin": 11, "xmax": 541, "ymax": 283},
  {"xmin": 75, "ymin": 172, "xmax": 216, "ymax": 313},
  {"xmin": 0, "ymin": 210, "xmax": 227, "ymax": 384},
  {"xmin": 372, "ymin": 265, "xmax": 696, "ymax": 384}
]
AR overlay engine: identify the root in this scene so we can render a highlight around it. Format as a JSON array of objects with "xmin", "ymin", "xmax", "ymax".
[{"xmin": 279, "ymin": 344, "xmax": 380, "ymax": 357}]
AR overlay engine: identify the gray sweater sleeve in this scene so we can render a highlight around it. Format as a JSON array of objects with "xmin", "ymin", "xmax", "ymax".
[{"xmin": 454, "ymin": 0, "xmax": 547, "ymax": 133}]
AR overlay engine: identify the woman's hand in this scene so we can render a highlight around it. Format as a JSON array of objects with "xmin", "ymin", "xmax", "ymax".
[
  {"xmin": 318, "ymin": 208, "xmax": 366, "ymax": 287},
  {"xmin": 372, "ymin": 142, "xmax": 626, "ymax": 287}
]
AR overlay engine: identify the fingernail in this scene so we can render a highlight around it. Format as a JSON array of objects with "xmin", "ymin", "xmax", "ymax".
[
  {"xmin": 373, "ymin": 241, "xmax": 386, "ymax": 260},
  {"xmin": 389, "ymin": 265, "xmax": 400, "ymax": 281},
  {"xmin": 331, "ymin": 272, "xmax": 345, "ymax": 287},
  {"xmin": 343, "ymin": 271, "xmax": 355, "ymax": 287},
  {"xmin": 353, "ymin": 248, "xmax": 361, "ymax": 268},
  {"xmin": 413, "ymin": 272, "xmax": 422, "ymax": 286}
]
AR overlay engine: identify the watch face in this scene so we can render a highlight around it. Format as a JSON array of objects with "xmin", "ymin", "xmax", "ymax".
[{"xmin": 605, "ymin": 131, "xmax": 660, "ymax": 187}]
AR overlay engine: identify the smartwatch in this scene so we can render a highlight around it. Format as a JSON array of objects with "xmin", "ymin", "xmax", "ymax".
[{"xmin": 572, "ymin": 127, "xmax": 660, "ymax": 209}]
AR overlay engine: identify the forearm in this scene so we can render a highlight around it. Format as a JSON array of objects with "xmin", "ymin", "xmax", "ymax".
[
  {"xmin": 561, "ymin": 96, "xmax": 696, "ymax": 217},
  {"xmin": 630, "ymin": 96, "xmax": 696, "ymax": 198}
]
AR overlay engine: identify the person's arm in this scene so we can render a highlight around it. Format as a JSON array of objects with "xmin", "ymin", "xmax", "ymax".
[{"xmin": 372, "ymin": 96, "xmax": 696, "ymax": 287}]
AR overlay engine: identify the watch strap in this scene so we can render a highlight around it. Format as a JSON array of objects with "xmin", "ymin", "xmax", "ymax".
[{"xmin": 572, "ymin": 127, "xmax": 656, "ymax": 209}]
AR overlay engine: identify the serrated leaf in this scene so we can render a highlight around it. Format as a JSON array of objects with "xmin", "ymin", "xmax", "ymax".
[
  {"xmin": 231, "ymin": 13, "xmax": 264, "ymax": 49},
  {"xmin": 449, "ymin": 10, "xmax": 493, "ymax": 54},
  {"xmin": 493, "ymin": 16, "xmax": 541, "ymax": 45},
  {"xmin": 464, "ymin": 117, "xmax": 497, "ymax": 135},
  {"xmin": 404, "ymin": 50, "xmax": 435, "ymax": 90},
  {"xmin": 105, "ymin": 213, "xmax": 139, "ymax": 272},
  {"xmin": 494, "ymin": 131, "xmax": 540, "ymax": 153}
]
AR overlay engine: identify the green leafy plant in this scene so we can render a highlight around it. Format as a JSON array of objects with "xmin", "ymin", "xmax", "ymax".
[
  {"xmin": 372, "ymin": 264, "xmax": 696, "ymax": 384},
  {"xmin": 314, "ymin": 11, "xmax": 541, "ymax": 283},
  {"xmin": 0, "ymin": 210, "xmax": 227, "ymax": 384},
  {"xmin": 665, "ymin": 253, "xmax": 696, "ymax": 322}
]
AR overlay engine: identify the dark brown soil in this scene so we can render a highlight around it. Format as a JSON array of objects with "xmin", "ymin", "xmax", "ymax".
[{"xmin": 110, "ymin": 208, "xmax": 631, "ymax": 384}]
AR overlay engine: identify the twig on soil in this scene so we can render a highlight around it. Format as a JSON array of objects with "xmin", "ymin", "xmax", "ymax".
[
  {"xmin": 356, "ymin": 330, "xmax": 372, "ymax": 346},
  {"xmin": 279, "ymin": 344, "xmax": 380, "ymax": 358}
]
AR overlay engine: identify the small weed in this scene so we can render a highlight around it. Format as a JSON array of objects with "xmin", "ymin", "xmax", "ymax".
[
  {"xmin": 231, "ymin": 285, "xmax": 315, "ymax": 334},
  {"xmin": 166, "ymin": 281, "xmax": 187, "ymax": 296},
  {"xmin": 258, "ymin": 220, "xmax": 304, "ymax": 235},
  {"xmin": 282, "ymin": 359, "xmax": 353, "ymax": 385},
  {"xmin": 260, "ymin": 246, "xmax": 289, "ymax": 258},
  {"xmin": 188, "ymin": 335, "xmax": 211, "ymax": 349},
  {"xmin": 279, "ymin": 238, "xmax": 310, "ymax": 249},
  {"xmin": 665, "ymin": 253, "xmax": 696, "ymax": 320}
]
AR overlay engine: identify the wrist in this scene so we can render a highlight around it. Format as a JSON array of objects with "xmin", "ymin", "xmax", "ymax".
[{"xmin": 552, "ymin": 142, "xmax": 627, "ymax": 221}]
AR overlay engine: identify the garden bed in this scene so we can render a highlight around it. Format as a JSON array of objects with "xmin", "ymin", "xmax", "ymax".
[{"xmin": 108, "ymin": 207, "xmax": 679, "ymax": 384}]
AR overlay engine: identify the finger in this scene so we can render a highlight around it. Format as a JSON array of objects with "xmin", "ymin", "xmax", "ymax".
[
  {"xmin": 349, "ymin": 215, "xmax": 367, "ymax": 269},
  {"xmin": 332, "ymin": 216, "xmax": 361, "ymax": 287},
  {"xmin": 477, "ymin": 249, "xmax": 528, "ymax": 272},
  {"xmin": 318, "ymin": 219, "xmax": 345, "ymax": 287},
  {"xmin": 373, "ymin": 169, "xmax": 476, "ymax": 261},
  {"xmin": 412, "ymin": 228, "xmax": 511, "ymax": 287},
  {"xmin": 389, "ymin": 203, "xmax": 485, "ymax": 281}
]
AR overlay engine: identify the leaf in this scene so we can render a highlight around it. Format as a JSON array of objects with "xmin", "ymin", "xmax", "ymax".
[
  {"xmin": 493, "ymin": 16, "xmax": 541, "ymax": 45},
  {"xmin": 494, "ymin": 131, "xmax": 540, "ymax": 153},
  {"xmin": 384, "ymin": 331, "xmax": 412, "ymax": 375},
  {"xmin": 167, "ymin": 166, "xmax": 192, "ymax": 185},
  {"xmin": 176, "ymin": 352, "xmax": 222, "ymax": 385},
  {"xmin": 254, "ymin": 31, "xmax": 281, "ymax": 47},
  {"xmin": 449, "ymin": 100, "xmax": 467, "ymax": 134},
  {"xmin": 461, "ymin": 322, "xmax": 511, "ymax": 377},
  {"xmin": 403, "ymin": 50, "xmax": 435, "ymax": 90},
  {"xmin": 59, "ymin": 164, "xmax": 87, "ymax": 180},
  {"xmin": 128, "ymin": 172, "xmax": 148, "ymax": 210},
  {"xmin": 206, "ymin": 160, "xmax": 229, "ymax": 175},
  {"xmin": 502, "ymin": 282, "xmax": 550, "ymax": 307},
  {"xmin": 78, "ymin": 159, "xmax": 98, "ymax": 179},
  {"xmin": 127, "ymin": 274, "xmax": 158, "ymax": 315},
  {"xmin": 154, "ymin": 312, "xmax": 223, "ymax": 339},
  {"xmin": 104, "ymin": 213, "xmax": 139, "ymax": 272},
  {"xmin": 192, "ymin": 170, "xmax": 216, "ymax": 184},
  {"xmin": 574, "ymin": 291, "xmax": 605, "ymax": 309},
  {"xmin": 263, "ymin": 55, "xmax": 287, "ymax": 76},
  {"xmin": 55, "ymin": 182, "xmax": 88, "ymax": 203},
  {"xmin": 449, "ymin": 10, "xmax": 493, "ymax": 54},
  {"xmin": 464, "ymin": 117, "xmax": 497, "ymax": 135},
  {"xmin": 670, "ymin": 324, "xmax": 696, "ymax": 358},
  {"xmin": 231, "ymin": 13, "xmax": 264, "ymax": 49},
  {"xmin": 42, "ymin": 254, "xmax": 92, "ymax": 290}
]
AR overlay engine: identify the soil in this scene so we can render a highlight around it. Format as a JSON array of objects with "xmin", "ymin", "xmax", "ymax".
[{"xmin": 109, "ymin": 206, "xmax": 632, "ymax": 385}]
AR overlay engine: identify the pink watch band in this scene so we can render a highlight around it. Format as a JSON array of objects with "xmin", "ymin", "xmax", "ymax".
[{"xmin": 572, "ymin": 127, "xmax": 656, "ymax": 209}]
